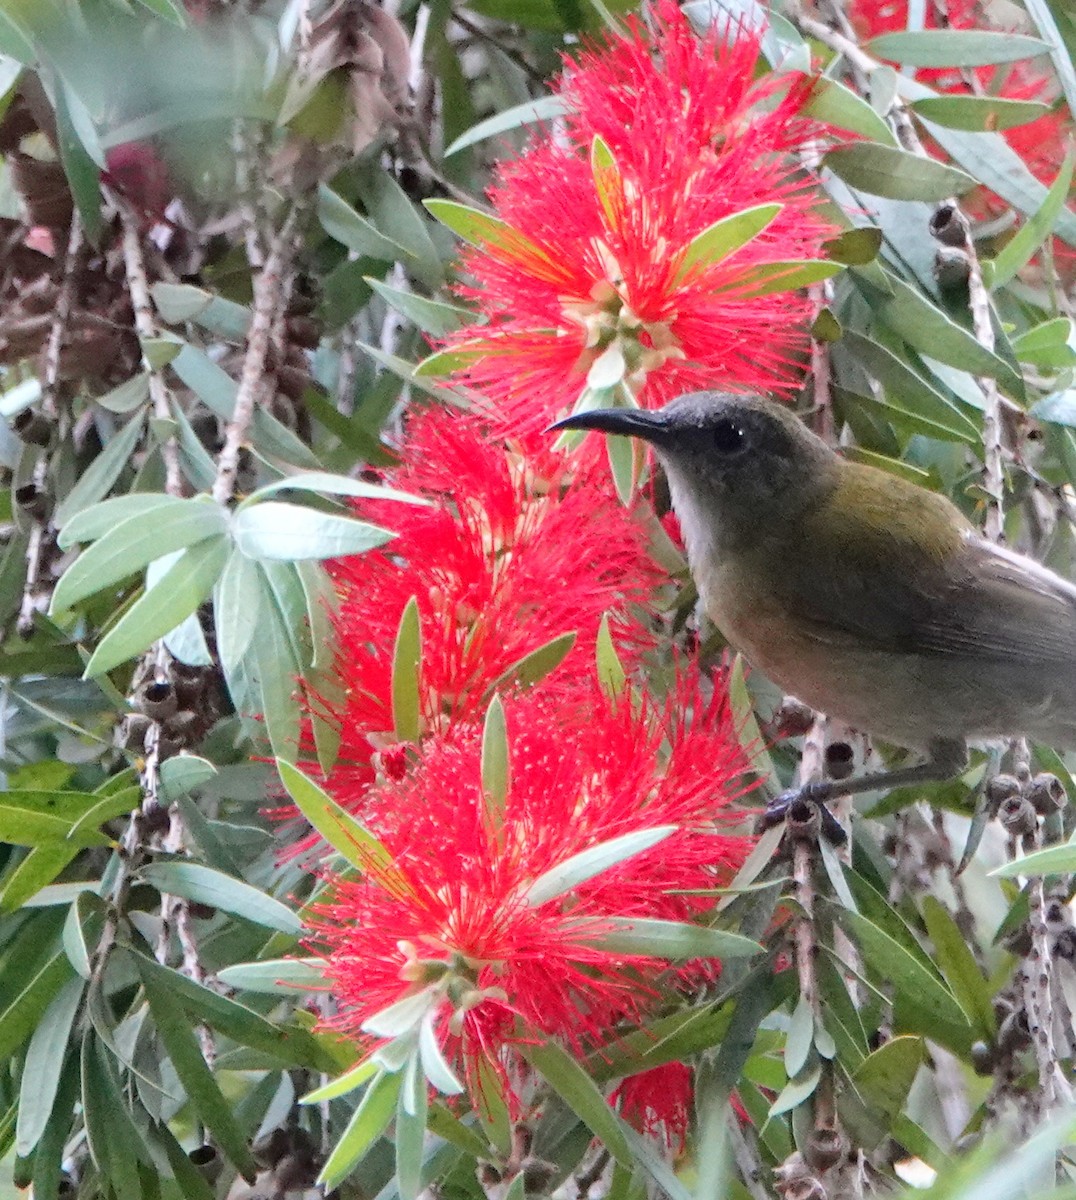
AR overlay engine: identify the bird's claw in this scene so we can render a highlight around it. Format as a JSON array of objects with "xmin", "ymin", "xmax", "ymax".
[{"xmin": 756, "ymin": 782, "xmax": 847, "ymax": 847}]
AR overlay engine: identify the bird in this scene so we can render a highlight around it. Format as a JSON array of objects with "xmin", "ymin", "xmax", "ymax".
[{"xmin": 552, "ymin": 391, "xmax": 1076, "ymax": 833}]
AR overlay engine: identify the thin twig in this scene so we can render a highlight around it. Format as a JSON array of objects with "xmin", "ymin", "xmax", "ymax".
[
  {"xmin": 116, "ymin": 200, "xmax": 184, "ymax": 497},
  {"xmin": 212, "ymin": 202, "xmax": 304, "ymax": 505}
]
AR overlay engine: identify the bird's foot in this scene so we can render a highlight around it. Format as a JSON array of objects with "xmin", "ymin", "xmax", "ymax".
[{"xmin": 756, "ymin": 781, "xmax": 847, "ymax": 847}]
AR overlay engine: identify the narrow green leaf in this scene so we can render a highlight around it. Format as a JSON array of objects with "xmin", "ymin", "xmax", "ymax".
[
  {"xmin": 139, "ymin": 862, "xmax": 301, "ymax": 934},
  {"xmin": 424, "ymin": 199, "xmax": 552, "ymax": 267},
  {"xmin": 822, "ymin": 226, "xmax": 883, "ymax": 266},
  {"xmin": 867, "ymin": 30, "xmax": 1049, "ymax": 67},
  {"xmin": 444, "ymin": 94, "xmax": 567, "ymax": 155},
  {"xmin": 0, "ymin": 844, "xmax": 80, "ymax": 911},
  {"xmin": 396, "ymin": 1054, "xmax": 429, "ymax": 1200},
  {"xmin": 673, "ymin": 203, "xmax": 782, "ymax": 283},
  {"xmin": 909, "ymin": 95, "xmax": 1053, "ymax": 131},
  {"xmin": 54, "ymin": 413, "xmax": 146, "ymax": 527},
  {"xmin": 802, "ymin": 77, "xmax": 898, "ymax": 146},
  {"xmin": 159, "ymin": 756, "xmax": 218, "ymax": 803},
  {"xmin": 318, "ymin": 185, "xmax": 407, "ymax": 261},
  {"xmin": 481, "ymin": 694, "xmax": 510, "ymax": 831},
  {"xmin": 319, "ymin": 1070, "xmax": 401, "ymax": 1190},
  {"xmin": 62, "ymin": 890, "xmax": 106, "ymax": 978},
  {"xmin": 364, "ymin": 278, "xmax": 470, "ymax": 336},
  {"xmin": 84, "ymin": 535, "xmax": 228, "ymax": 677},
  {"xmin": 233, "ymin": 501, "xmax": 393, "ymax": 561},
  {"xmin": 302, "ymin": 1057, "xmax": 380, "ymax": 1104},
  {"xmin": 990, "ymin": 148, "xmax": 1075, "ymax": 288},
  {"xmin": 0, "ymin": 804, "xmax": 109, "ymax": 848},
  {"xmin": 727, "ymin": 653, "xmax": 778, "ymax": 789},
  {"xmin": 581, "ymin": 917, "xmax": 762, "ymax": 960},
  {"xmin": 391, "ymin": 596, "xmax": 422, "ymax": 744},
  {"xmin": 419, "ymin": 1012, "xmax": 464, "ymax": 1095},
  {"xmin": 524, "ymin": 826, "xmax": 675, "ymax": 907},
  {"xmin": 96, "ymin": 372, "xmax": 151, "ymax": 414},
  {"xmin": 921, "ymin": 896, "xmax": 996, "ymax": 1041},
  {"xmin": 275, "ymin": 759, "xmax": 402, "ymax": 883},
  {"xmin": 595, "ymin": 612, "xmax": 626, "ymax": 700},
  {"xmin": 55, "ymin": 84, "xmax": 102, "ymax": 246},
  {"xmin": 217, "ymin": 958, "xmax": 326, "ymax": 994},
  {"xmin": 52, "ymin": 499, "xmax": 226, "ymax": 613},
  {"xmin": 80, "ymin": 1033, "xmax": 142, "ymax": 1200},
  {"xmin": 16, "ymin": 976, "xmax": 83, "ymax": 1155},
  {"xmin": 245, "ymin": 470, "xmax": 425, "ymax": 509},
  {"xmin": 0, "ymin": 953, "xmax": 74, "ymax": 1062},
  {"xmin": 214, "ymin": 549, "xmax": 262, "ymax": 676},
  {"xmin": 720, "ymin": 259, "xmax": 843, "ymax": 298},
  {"xmin": 1023, "ymin": 0, "xmax": 1076, "ymax": 122},
  {"xmin": 824, "ymin": 143, "xmax": 977, "ymax": 201},
  {"xmin": 136, "ymin": 957, "xmax": 258, "ymax": 1179},
  {"xmin": 521, "ymin": 1040, "xmax": 632, "ymax": 1166},
  {"xmin": 851, "ymin": 1036, "xmax": 925, "ymax": 1120},
  {"xmin": 590, "ymin": 134, "xmax": 621, "ymax": 231},
  {"xmin": 991, "ymin": 840, "xmax": 1076, "ymax": 877},
  {"xmin": 56, "ymin": 494, "xmax": 198, "ymax": 550}
]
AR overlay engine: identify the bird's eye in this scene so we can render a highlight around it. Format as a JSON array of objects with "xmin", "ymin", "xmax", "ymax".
[{"xmin": 711, "ymin": 417, "xmax": 745, "ymax": 454}]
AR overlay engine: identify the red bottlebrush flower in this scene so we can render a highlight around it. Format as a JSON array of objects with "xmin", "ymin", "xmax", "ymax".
[
  {"xmin": 309, "ymin": 667, "xmax": 754, "ymax": 1100},
  {"xmin": 434, "ymin": 0, "xmax": 836, "ymax": 440},
  {"xmin": 282, "ymin": 404, "xmax": 660, "ymax": 854},
  {"xmin": 612, "ymin": 1062, "xmax": 694, "ymax": 1150}
]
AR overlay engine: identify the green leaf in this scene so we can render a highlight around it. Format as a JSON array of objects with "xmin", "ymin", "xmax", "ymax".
[
  {"xmin": 301, "ymin": 1057, "xmax": 380, "ymax": 1104},
  {"xmin": 909, "ymin": 95, "xmax": 1053, "ymax": 131},
  {"xmin": 96, "ymin": 372, "xmax": 151, "ymax": 414},
  {"xmin": 319, "ymin": 1070, "xmax": 401, "ymax": 1190},
  {"xmin": 0, "ymin": 952, "xmax": 74, "ymax": 1062},
  {"xmin": 364, "ymin": 278, "xmax": 470, "ymax": 336},
  {"xmin": 839, "ymin": 331, "xmax": 981, "ymax": 443},
  {"xmin": 481, "ymin": 693, "xmax": 509, "ymax": 830},
  {"xmin": 520, "ymin": 1040, "xmax": 632, "ymax": 1167},
  {"xmin": 727, "ymin": 653, "xmax": 778, "ymax": 789},
  {"xmin": 722, "ymin": 258, "xmax": 843, "ymax": 298},
  {"xmin": 356, "ymin": 166, "xmax": 445, "ymax": 289},
  {"xmin": 921, "ymin": 896, "xmax": 996, "ymax": 1041},
  {"xmin": 1023, "ymin": 0, "xmax": 1076, "ymax": 122},
  {"xmin": 214, "ymin": 549, "xmax": 263, "ymax": 676},
  {"xmin": 51, "ymin": 498, "xmax": 227, "ymax": 613},
  {"xmin": 424, "ymin": 199, "xmax": 553, "ymax": 267},
  {"xmin": 0, "ymin": 844, "xmax": 80, "ymax": 911},
  {"xmin": 492, "ymin": 631, "xmax": 577, "ymax": 691},
  {"xmin": 54, "ymin": 413, "xmax": 146, "ymax": 528},
  {"xmin": 16, "ymin": 976, "xmax": 83, "ymax": 1155},
  {"xmin": 524, "ymin": 826, "xmax": 675, "ymax": 906},
  {"xmin": 57, "ymin": 493, "xmax": 203, "ymax": 550},
  {"xmin": 84, "ymin": 535, "xmax": 228, "ymax": 677},
  {"xmin": 135, "ymin": 956, "xmax": 258, "ymax": 1179},
  {"xmin": 989, "ymin": 148, "xmax": 1075, "ymax": 289},
  {"xmin": 595, "ymin": 612, "xmax": 626, "ymax": 700},
  {"xmin": 802, "ymin": 76, "xmax": 898, "ymax": 146},
  {"xmin": 444, "ymin": 94, "xmax": 567, "ymax": 155},
  {"xmin": 139, "ymin": 862, "xmax": 301, "ymax": 934},
  {"xmin": 991, "ymin": 840, "xmax": 1076, "ymax": 877},
  {"xmin": 275, "ymin": 759, "xmax": 402, "ymax": 883},
  {"xmin": 867, "ymin": 29, "xmax": 1049, "ymax": 67},
  {"xmin": 80, "ymin": 1033, "xmax": 143, "ymax": 1200},
  {"xmin": 318, "ymin": 185, "xmax": 407, "ymax": 261},
  {"xmin": 62, "ymin": 890, "xmax": 106, "ymax": 978},
  {"xmin": 216, "ymin": 958, "xmax": 326, "ymax": 994},
  {"xmin": 159, "ymin": 755, "xmax": 217, "ymax": 802},
  {"xmin": 824, "ymin": 143, "xmax": 977, "ymax": 201},
  {"xmin": 232, "ymin": 501, "xmax": 393, "ymax": 561},
  {"xmin": 396, "ymin": 1054, "xmax": 429, "ymax": 1200},
  {"xmin": 391, "ymin": 596, "xmax": 422, "ymax": 744},
  {"xmin": 673, "ymin": 202, "xmax": 782, "ymax": 283},
  {"xmin": 136, "ymin": 953, "xmax": 338, "ymax": 1071},
  {"xmin": 55, "ymin": 83, "xmax": 102, "ymax": 247},
  {"xmin": 850, "ymin": 1036, "xmax": 925, "ymax": 1120},
  {"xmin": 822, "ymin": 226, "xmax": 883, "ymax": 266},
  {"xmin": 871, "ymin": 271, "xmax": 1022, "ymax": 395},
  {"xmin": 836, "ymin": 907, "xmax": 971, "ymax": 1046},
  {"xmin": 581, "ymin": 917, "xmax": 763, "ymax": 960},
  {"xmin": 590, "ymin": 134, "xmax": 621, "ymax": 231},
  {"xmin": 0, "ymin": 801, "xmax": 110, "ymax": 848}
]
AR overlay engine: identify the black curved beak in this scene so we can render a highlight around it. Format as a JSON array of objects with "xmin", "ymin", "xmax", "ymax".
[{"xmin": 548, "ymin": 407, "xmax": 671, "ymax": 445}]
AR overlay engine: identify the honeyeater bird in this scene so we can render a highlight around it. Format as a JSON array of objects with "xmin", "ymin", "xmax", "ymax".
[{"xmin": 553, "ymin": 391, "xmax": 1076, "ymax": 826}]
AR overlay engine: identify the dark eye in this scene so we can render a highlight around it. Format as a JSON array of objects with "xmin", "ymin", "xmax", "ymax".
[{"xmin": 711, "ymin": 417, "xmax": 745, "ymax": 453}]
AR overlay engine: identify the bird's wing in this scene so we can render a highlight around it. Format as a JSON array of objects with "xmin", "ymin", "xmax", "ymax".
[{"xmin": 777, "ymin": 522, "xmax": 1076, "ymax": 669}]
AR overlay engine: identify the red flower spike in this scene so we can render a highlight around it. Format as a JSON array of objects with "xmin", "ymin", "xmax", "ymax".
[
  {"xmin": 612, "ymin": 1062, "xmax": 695, "ymax": 1150},
  {"xmin": 280, "ymin": 405, "xmax": 660, "ymax": 856},
  {"xmin": 435, "ymin": 0, "xmax": 836, "ymax": 439},
  {"xmin": 309, "ymin": 667, "xmax": 755, "ymax": 1104}
]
